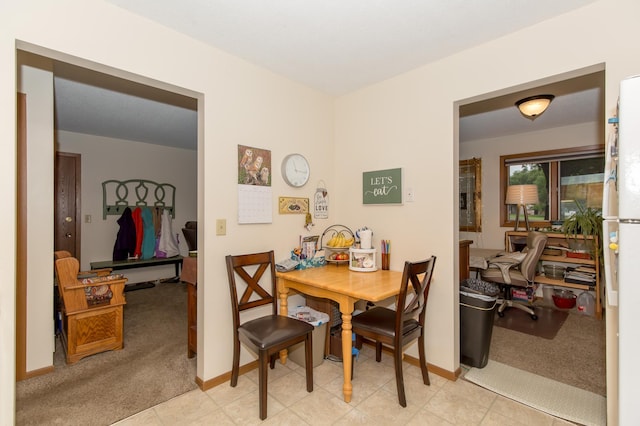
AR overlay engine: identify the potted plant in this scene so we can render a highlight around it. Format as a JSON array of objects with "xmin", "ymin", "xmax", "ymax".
[{"xmin": 561, "ymin": 204, "xmax": 603, "ymax": 265}]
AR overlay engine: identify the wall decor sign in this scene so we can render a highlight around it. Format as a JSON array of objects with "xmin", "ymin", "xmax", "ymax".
[
  {"xmin": 314, "ymin": 180, "xmax": 329, "ymax": 219},
  {"xmin": 362, "ymin": 168, "xmax": 402, "ymax": 205},
  {"xmin": 278, "ymin": 197, "xmax": 309, "ymax": 214}
]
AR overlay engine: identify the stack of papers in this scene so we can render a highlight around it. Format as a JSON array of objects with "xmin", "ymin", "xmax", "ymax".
[{"xmin": 564, "ymin": 266, "xmax": 597, "ymax": 286}]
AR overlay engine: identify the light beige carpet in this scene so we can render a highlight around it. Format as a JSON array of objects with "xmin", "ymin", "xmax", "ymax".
[
  {"xmin": 489, "ymin": 307, "xmax": 606, "ymax": 396},
  {"xmin": 16, "ymin": 281, "xmax": 197, "ymax": 425},
  {"xmin": 465, "ymin": 360, "xmax": 606, "ymax": 426}
]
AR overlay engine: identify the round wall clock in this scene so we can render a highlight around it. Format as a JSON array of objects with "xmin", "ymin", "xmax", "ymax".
[{"xmin": 281, "ymin": 153, "xmax": 310, "ymax": 187}]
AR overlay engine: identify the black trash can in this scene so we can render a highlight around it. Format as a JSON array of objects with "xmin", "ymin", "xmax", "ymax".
[{"xmin": 460, "ymin": 288, "xmax": 498, "ymax": 368}]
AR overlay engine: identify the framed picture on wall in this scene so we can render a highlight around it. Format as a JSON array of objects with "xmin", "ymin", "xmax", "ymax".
[
  {"xmin": 362, "ymin": 168, "xmax": 402, "ymax": 205},
  {"xmin": 459, "ymin": 158, "xmax": 481, "ymax": 232},
  {"xmin": 278, "ymin": 197, "xmax": 309, "ymax": 214}
]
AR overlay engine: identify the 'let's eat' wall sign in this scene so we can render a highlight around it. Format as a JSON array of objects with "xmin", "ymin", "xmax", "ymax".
[{"xmin": 362, "ymin": 168, "xmax": 402, "ymax": 205}]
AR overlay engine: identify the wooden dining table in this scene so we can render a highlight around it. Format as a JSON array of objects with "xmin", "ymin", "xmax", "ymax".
[{"xmin": 276, "ymin": 264, "xmax": 403, "ymax": 403}]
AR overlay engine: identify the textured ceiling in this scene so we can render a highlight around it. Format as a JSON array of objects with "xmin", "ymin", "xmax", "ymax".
[
  {"xmin": 50, "ymin": 0, "xmax": 602, "ymax": 149},
  {"xmin": 105, "ymin": 0, "xmax": 599, "ymax": 95}
]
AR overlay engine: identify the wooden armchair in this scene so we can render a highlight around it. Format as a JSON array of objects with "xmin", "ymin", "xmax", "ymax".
[
  {"xmin": 54, "ymin": 250, "xmax": 112, "ymax": 276},
  {"xmin": 54, "ymin": 255, "xmax": 127, "ymax": 363}
]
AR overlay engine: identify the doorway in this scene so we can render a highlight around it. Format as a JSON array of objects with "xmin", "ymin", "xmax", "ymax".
[
  {"xmin": 456, "ymin": 67, "xmax": 606, "ymax": 397},
  {"xmin": 16, "ymin": 49, "xmax": 200, "ymax": 386}
]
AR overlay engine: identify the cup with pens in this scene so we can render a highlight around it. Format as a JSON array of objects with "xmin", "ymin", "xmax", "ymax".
[{"xmin": 381, "ymin": 240, "xmax": 390, "ymax": 270}]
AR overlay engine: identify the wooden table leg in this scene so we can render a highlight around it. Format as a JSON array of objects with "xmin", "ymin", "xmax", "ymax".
[
  {"xmin": 278, "ymin": 283, "xmax": 289, "ymax": 364},
  {"xmin": 340, "ymin": 310, "xmax": 353, "ymax": 403}
]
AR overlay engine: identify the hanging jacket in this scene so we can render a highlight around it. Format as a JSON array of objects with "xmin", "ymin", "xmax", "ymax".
[
  {"xmin": 140, "ymin": 207, "xmax": 156, "ymax": 260},
  {"xmin": 132, "ymin": 207, "xmax": 143, "ymax": 258},
  {"xmin": 113, "ymin": 207, "xmax": 136, "ymax": 261},
  {"xmin": 158, "ymin": 209, "xmax": 180, "ymax": 258}
]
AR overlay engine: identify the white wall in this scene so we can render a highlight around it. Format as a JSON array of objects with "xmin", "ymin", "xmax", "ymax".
[
  {"xmin": 1, "ymin": 1, "xmax": 334, "ymax": 422},
  {"xmin": 57, "ymin": 130, "xmax": 198, "ymax": 283},
  {"xmin": 333, "ymin": 0, "xmax": 640, "ymax": 378},
  {"xmin": 19, "ymin": 64, "xmax": 55, "ymax": 372},
  {"xmin": 460, "ymin": 121, "xmax": 601, "ymax": 250},
  {"xmin": 3, "ymin": 0, "xmax": 640, "ymax": 423}
]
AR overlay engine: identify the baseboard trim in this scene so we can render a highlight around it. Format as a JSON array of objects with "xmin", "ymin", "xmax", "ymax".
[
  {"xmin": 196, "ymin": 360, "xmax": 259, "ymax": 391},
  {"xmin": 357, "ymin": 338, "xmax": 460, "ymax": 381},
  {"xmin": 196, "ymin": 341, "xmax": 460, "ymax": 390},
  {"xmin": 19, "ymin": 364, "xmax": 55, "ymax": 381}
]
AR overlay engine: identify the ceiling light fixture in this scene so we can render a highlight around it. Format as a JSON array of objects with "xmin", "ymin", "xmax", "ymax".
[{"xmin": 515, "ymin": 94, "xmax": 555, "ymax": 120}]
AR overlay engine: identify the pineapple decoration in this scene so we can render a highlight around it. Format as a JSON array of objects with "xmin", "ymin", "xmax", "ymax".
[{"xmin": 304, "ymin": 213, "xmax": 314, "ymax": 231}]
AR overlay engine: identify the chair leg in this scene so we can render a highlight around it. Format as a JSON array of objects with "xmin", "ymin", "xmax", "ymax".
[
  {"xmin": 269, "ymin": 353, "xmax": 277, "ymax": 369},
  {"xmin": 304, "ymin": 332, "xmax": 314, "ymax": 392},
  {"xmin": 375, "ymin": 342, "xmax": 382, "ymax": 362},
  {"xmin": 394, "ymin": 346, "xmax": 407, "ymax": 407},
  {"xmin": 417, "ymin": 333, "xmax": 430, "ymax": 386},
  {"xmin": 231, "ymin": 337, "xmax": 240, "ymax": 387},
  {"xmin": 258, "ymin": 351, "xmax": 269, "ymax": 420}
]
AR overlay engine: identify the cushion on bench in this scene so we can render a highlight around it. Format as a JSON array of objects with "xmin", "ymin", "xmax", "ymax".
[{"xmin": 80, "ymin": 274, "xmax": 125, "ymax": 305}]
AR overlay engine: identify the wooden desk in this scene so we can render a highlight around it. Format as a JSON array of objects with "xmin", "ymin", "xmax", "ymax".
[
  {"xmin": 459, "ymin": 240, "xmax": 473, "ymax": 280},
  {"xmin": 277, "ymin": 265, "xmax": 403, "ymax": 403},
  {"xmin": 180, "ymin": 256, "xmax": 197, "ymax": 358}
]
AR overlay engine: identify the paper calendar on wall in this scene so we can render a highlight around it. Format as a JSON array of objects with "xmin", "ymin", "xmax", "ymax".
[{"xmin": 238, "ymin": 184, "xmax": 272, "ymax": 224}]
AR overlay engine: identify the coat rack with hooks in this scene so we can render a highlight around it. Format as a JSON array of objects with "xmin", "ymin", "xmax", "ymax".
[{"xmin": 102, "ymin": 179, "xmax": 176, "ymax": 219}]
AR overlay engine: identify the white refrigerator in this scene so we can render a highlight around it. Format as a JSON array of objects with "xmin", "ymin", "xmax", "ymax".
[{"xmin": 603, "ymin": 74, "xmax": 640, "ymax": 425}]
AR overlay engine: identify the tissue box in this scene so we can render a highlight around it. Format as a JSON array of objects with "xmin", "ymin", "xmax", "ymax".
[{"xmin": 291, "ymin": 252, "xmax": 326, "ymax": 270}]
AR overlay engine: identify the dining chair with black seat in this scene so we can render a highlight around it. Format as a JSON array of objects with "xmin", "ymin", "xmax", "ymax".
[
  {"xmin": 225, "ymin": 250, "xmax": 314, "ymax": 420},
  {"xmin": 351, "ymin": 256, "xmax": 436, "ymax": 407},
  {"xmin": 480, "ymin": 231, "xmax": 548, "ymax": 320}
]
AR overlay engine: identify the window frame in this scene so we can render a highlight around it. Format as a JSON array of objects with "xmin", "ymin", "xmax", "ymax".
[{"xmin": 499, "ymin": 144, "xmax": 604, "ymax": 228}]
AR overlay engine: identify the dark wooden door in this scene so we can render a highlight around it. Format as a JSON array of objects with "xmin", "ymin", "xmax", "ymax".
[{"xmin": 54, "ymin": 152, "xmax": 81, "ymax": 260}]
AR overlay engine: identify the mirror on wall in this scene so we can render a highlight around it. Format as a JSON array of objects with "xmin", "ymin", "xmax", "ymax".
[{"xmin": 459, "ymin": 158, "xmax": 481, "ymax": 232}]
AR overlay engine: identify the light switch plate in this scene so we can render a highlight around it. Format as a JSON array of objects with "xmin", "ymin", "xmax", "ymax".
[
  {"xmin": 216, "ymin": 219, "xmax": 226, "ymax": 236},
  {"xmin": 406, "ymin": 188, "xmax": 415, "ymax": 202}
]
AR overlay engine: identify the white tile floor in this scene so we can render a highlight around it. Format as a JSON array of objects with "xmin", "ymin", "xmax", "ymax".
[{"xmin": 114, "ymin": 345, "xmax": 575, "ymax": 425}]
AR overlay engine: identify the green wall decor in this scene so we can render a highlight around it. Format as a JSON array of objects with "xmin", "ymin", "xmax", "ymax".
[
  {"xmin": 362, "ymin": 168, "xmax": 402, "ymax": 205},
  {"xmin": 102, "ymin": 179, "xmax": 176, "ymax": 219}
]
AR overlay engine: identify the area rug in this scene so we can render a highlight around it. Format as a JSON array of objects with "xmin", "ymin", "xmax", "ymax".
[
  {"xmin": 124, "ymin": 281, "xmax": 156, "ymax": 291},
  {"xmin": 464, "ymin": 360, "xmax": 606, "ymax": 426},
  {"xmin": 493, "ymin": 305, "xmax": 568, "ymax": 339}
]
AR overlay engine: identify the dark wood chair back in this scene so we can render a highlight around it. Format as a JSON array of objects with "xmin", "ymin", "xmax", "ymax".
[
  {"xmin": 397, "ymin": 257, "xmax": 437, "ymax": 336},
  {"xmin": 225, "ymin": 251, "xmax": 314, "ymax": 420},
  {"xmin": 227, "ymin": 251, "xmax": 278, "ymax": 317},
  {"xmin": 352, "ymin": 256, "xmax": 437, "ymax": 407}
]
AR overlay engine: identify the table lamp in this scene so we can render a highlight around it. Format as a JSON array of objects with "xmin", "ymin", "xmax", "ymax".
[{"xmin": 505, "ymin": 184, "xmax": 538, "ymax": 231}]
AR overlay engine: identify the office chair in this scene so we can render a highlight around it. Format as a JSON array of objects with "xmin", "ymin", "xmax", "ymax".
[
  {"xmin": 481, "ymin": 231, "xmax": 547, "ymax": 320},
  {"xmin": 351, "ymin": 256, "xmax": 436, "ymax": 407},
  {"xmin": 225, "ymin": 251, "xmax": 314, "ymax": 420}
]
